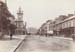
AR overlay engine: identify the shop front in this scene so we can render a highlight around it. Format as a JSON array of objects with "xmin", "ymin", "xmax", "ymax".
[{"xmin": 59, "ymin": 27, "xmax": 74, "ymax": 37}]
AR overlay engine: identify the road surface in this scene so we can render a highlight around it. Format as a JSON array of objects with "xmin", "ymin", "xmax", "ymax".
[{"xmin": 16, "ymin": 35, "xmax": 73, "ymax": 52}]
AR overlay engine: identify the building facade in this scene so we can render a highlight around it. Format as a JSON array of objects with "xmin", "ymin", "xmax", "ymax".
[
  {"xmin": 39, "ymin": 14, "xmax": 75, "ymax": 37},
  {"xmin": 39, "ymin": 20, "xmax": 54, "ymax": 36},
  {"xmin": 0, "ymin": 1, "xmax": 14, "ymax": 34},
  {"xmin": 54, "ymin": 14, "xmax": 75, "ymax": 37}
]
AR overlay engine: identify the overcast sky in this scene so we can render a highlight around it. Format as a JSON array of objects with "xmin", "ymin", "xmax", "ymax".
[{"xmin": 1, "ymin": 0, "xmax": 75, "ymax": 29}]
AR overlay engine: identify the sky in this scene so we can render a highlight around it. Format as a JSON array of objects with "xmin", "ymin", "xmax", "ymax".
[{"xmin": 1, "ymin": 0, "xmax": 75, "ymax": 29}]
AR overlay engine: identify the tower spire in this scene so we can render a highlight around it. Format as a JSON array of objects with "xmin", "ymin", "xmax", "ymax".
[
  {"xmin": 17, "ymin": 7, "xmax": 23, "ymax": 21},
  {"xmin": 19, "ymin": 7, "xmax": 21, "ymax": 13}
]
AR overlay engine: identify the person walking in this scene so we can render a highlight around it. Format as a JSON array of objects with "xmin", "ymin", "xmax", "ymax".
[
  {"xmin": 10, "ymin": 32, "xmax": 13, "ymax": 40},
  {"xmin": 72, "ymin": 34, "xmax": 75, "ymax": 41}
]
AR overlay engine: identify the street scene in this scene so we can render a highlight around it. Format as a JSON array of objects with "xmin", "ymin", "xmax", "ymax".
[{"xmin": 0, "ymin": 0, "xmax": 75, "ymax": 52}]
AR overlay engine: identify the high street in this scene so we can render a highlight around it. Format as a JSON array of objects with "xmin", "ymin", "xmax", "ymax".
[{"xmin": 0, "ymin": 0, "xmax": 75, "ymax": 52}]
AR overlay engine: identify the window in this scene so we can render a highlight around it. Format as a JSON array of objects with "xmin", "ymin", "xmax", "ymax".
[
  {"xmin": 68, "ymin": 21, "xmax": 71, "ymax": 27},
  {"xmin": 62, "ymin": 23, "xmax": 65, "ymax": 28},
  {"xmin": 73, "ymin": 19, "xmax": 75, "ymax": 27},
  {"xmin": 71, "ymin": 20, "xmax": 73, "ymax": 27}
]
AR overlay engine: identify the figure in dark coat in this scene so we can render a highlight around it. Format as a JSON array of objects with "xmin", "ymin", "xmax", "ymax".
[{"xmin": 10, "ymin": 32, "xmax": 13, "ymax": 40}]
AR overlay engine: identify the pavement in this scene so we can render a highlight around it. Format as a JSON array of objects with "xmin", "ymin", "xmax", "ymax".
[{"xmin": 0, "ymin": 34, "xmax": 27, "ymax": 52}]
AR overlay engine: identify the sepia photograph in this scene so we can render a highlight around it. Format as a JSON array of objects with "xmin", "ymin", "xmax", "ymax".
[{"xmin": 0, "ymin": 0, "xmax": 75, "ymax": 52}]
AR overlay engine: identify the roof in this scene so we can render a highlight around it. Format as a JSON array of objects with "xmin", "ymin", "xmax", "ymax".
[
  {"xmin": 64, "ymin": 15, "xmax": 75, "ymax": 21},
  {"xmin": 55, "ymin": 15, "xmax": 75, "ymax": 25}
]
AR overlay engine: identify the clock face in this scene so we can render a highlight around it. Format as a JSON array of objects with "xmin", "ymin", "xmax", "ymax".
[
  {"xmin": 18, "ymin": 15, "xmax": 21, "ymax": 18},
  {"xmin": 18, "ymin": 15, "xmax": 22, "ymax": 17},
  {"xmin": 18, "ymin": 15, "xmax": 23, "ymax": 20}
]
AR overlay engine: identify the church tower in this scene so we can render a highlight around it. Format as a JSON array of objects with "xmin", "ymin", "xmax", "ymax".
[{"xmin": 15, "ymin": 7, "xmax": 25, "ymax": 35}]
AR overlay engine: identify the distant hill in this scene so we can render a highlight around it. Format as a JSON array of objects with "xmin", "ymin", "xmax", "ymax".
[{"xmin": 27, "ymin": 27, "xmax": 37, "ymax": 34}]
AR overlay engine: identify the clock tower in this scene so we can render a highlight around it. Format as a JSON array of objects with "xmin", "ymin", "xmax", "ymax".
[{"xmin": 15, "ymin": 7, "xmax": 25, "ymax": 35}]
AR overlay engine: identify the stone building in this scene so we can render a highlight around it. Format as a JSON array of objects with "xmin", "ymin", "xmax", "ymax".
[
  {"xmin": 40, "ymin": 23, "xmax": 47, "ymax": 35},
  {"xmin": 39, "ymin": 20, "xmax": 54, "ymax": 36},
  {"xmin": 54, "ymin": 14, "xmax": 75, "ymax": 37},
  {"xmin": 0, "ymin": 1, "xmax": 15, "ymax": 37},
  {"xmin": 39, "ymin": 14, "xmax": 75, "ymax": 37}
]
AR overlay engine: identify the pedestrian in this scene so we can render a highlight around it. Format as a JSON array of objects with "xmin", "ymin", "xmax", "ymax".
[
  {"xmin": 72, "ymin": 34, "xmax": 75, "ymax": 41},
  {"xmin": 10, "ymin": 32, "xmax": 13, "ymax": 40}
]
